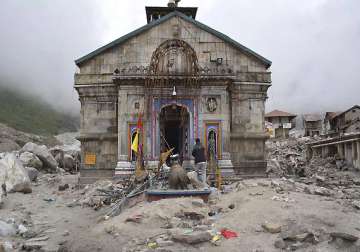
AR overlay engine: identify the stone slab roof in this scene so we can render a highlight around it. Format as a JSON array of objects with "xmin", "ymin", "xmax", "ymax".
[
  {"xmin": 265, "ymin": 110, "xmax": 296, "ymax": 118},
  {"xmin": 325, "ymin": 111, "xmax": 342, "ymax": 120},
  {"xmin": 75, "ymin": 11, "xmax": 272, "ymax": 68},
  {"xmin": 333, "ymin": 105, "xmax": 360, "ymax": 119},
  {"xmin": 303, "ymin": 114, "xmax": 322, "ymax": 122}
]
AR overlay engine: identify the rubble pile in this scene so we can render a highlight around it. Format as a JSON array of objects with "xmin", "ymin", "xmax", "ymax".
[
  {"xmin": 102, "ymin": 196, "xmax": 236, "ymax": 251},
  {"xmin": 0, "ymin": 130, "xmax": 80, "ymax": 210},
  {"xmin": 266, "ymin": 137, "xmax": 339, "ymax": 178},
  {"xmin": 75, "ymin": 180, "xmax": 132, "ymax": 210}
]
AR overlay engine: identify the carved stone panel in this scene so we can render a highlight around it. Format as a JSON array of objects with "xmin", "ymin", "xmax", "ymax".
[
  {"xmin": 206, "ymin": 97, "xmax": 218, "ymax": 112},
  {"xmin": 149, "ymin": 39, "xmax": 199, "ymax": 75}
]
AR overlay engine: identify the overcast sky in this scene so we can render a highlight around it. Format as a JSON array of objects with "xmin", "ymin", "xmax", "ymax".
[{"xmin": 0, "ymin": 0, "xmax": 359, "ymax": 114}]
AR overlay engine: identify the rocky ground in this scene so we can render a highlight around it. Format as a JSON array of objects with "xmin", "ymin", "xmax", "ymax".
[
  {"xmin": 3, "ymin": 174, "xmax": 360, "ymax": 251},
  {"xmin": 2, "ymin": 129, "xmax": 360, "ymax": 251},
  {"xmin": 0, "ymin": 123, "xmax": 60, "ymax": 153}
]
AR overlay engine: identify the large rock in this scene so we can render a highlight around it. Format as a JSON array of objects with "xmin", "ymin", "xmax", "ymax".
[
  {"xmin": 25, "ymin": 167, "xmax": 39, "ymax": 182},
  {"xmin": 19, "ymin": 152, "xmax": 43, "ymax": 170},
  {"xmin": 63, "ymin": 154, "xmax": 75, "ymax": 171},
  {"xmin": 262, "ymin": 223, "xmax": 282, "ymax": 233},
  {"xmin": 187, "ymin": 171, "xmax": 203, "ymax": 189},
  {"xmin": 0, "ymin": 220, "xmax": 16, "ymax": 237},
  {"xmin": 0, "ymin": 153, "xmax": 32, "ymax": 193},
  {"xmin": 55, "ymin": 152, "xmax": 76, "ymax": 171},
  {"xmin": 330, "ymin": 232, "xmax": 359, "ymax": 242},
  {"xmin": 21, "ymin": 143, "xmax": 57, "ymax": 171},
  {"xmin": 0, "ymin": 189, "xmax": 4, "ymax": 208},
  {"xmin": 170, "ymin": 229, "xmax": 212, "ymax": 244},
  {"xmin": 0, "ymin": 166, "xmax": 6, "ymax": 207}
]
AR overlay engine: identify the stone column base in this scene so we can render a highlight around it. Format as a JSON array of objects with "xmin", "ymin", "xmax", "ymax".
[
  {"xmin": 218, "ymin": 159, "xmax": 234, "ymax": 177},
  {"xmin": 114, "ymin": 155, "xmax": 134, "ymax": 177}
]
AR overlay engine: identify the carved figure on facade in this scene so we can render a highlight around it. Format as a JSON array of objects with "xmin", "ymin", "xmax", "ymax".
[
  {"xmin": 149, "ymin": 39, "xmax": 199, "ymax": 75},
  {"xmin": 207, "ymin": 97, "xmax": 217, "ymax": 112}
]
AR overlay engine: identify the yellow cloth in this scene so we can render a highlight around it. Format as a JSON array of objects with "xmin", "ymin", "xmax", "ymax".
[{"xmin": 131, "ymin": 131, "xmax": 139, "ymax": 153}]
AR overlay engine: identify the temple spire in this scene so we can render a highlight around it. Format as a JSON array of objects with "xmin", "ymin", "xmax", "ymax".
[
  {"xmin": 168, "ymin": 0, "xmax": 181, "ymax": 8},
  {"xmin": 146, "ymin": 0, "xmax": 197, "ymax": 24}
]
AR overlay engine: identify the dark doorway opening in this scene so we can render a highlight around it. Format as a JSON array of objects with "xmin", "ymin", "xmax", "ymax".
[
  {"xmin": 160, "ymin": 105, "xmax": 189, "ymax": 162},
  {"xmin": 164, "ymin": 120, "xmax": 182, "ymax": 155}
]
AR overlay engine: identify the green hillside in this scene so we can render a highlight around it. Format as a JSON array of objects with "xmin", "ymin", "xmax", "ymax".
[{"xmin": 0, "ymin": 86, "xmax": 79, "ymax": 135}]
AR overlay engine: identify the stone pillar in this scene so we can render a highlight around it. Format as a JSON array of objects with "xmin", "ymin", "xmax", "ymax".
[
  {"xmin": 115, "ymin": 87, "xmax": 132, "ymax": 176},
  {"xmin": 337, "ymin": 144, "xmax": 344, "ymax": 159},
  {"xmin": 306, "ymin": 146, "xmax": 313, "ymax": 161},
  {"xmin": 219, "ymin": 88, "xmax": 233, "ymax": 175},
  {"xmin": 352, "ymin": 141, "xmax": 357, "ymax": 167},
  {"xmin": 322, "ymin": 146, "xmax": 329, "ymax": 158}
]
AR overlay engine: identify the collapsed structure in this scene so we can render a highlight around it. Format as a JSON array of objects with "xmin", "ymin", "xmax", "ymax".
[
  {"xmin": 74, "ymin": 1, "xmax": 272, "ymax": 183},
  {"xmin": 323, "ymin": 105, "xmax": 360, "ymax": 136},
  {"xmin": 307, "ymin": 105, "xmax": 360, "ymax": 170}
]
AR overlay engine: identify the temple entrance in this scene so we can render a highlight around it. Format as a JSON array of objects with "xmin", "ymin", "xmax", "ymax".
[{"xmin": 160, "ymin": 105, "xmax": 189, "ymax": 162}]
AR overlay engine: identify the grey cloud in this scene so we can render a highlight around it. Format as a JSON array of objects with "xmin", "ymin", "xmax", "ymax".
[
  {"xmin": 0, "ymin": 0, "xmax": 359, "ymax": 115},
  {"xmin": 0, "ymin": 0, "xmax": 106, "ymax": 113}
]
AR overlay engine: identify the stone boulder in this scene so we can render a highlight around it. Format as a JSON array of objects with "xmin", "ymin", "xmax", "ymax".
[
  {"xmin": 0, "ymin": 164, "xmax": 5, "ymax": 207},
  {"xmin": 330, "ymin": 232, "xmax": 359, "ymax": 242},
  {"xmin": 63, "ymin": 154, "xmax": 76, "ymax": 171},
  {"xmin": 54, "ymin": 152, "xmax": 76, "ymax": 172},
  {"xmin": 19, "ymin": 152, "xmax": 43, "ymax": 170},
  {"xmin": 51, "ymin": 144, "xmax": 80, "ymax": 171},
  {"xmin": 0, "ymin": 153, "xmax": 32, "ymax": 193},
  {"xmin": 25, "ymin": 167, "xmax": 39, "ymax": 182},
  {"xmin": 0, "ymin": 220, "xmax": 16, "ymax": 237},
  {"xmin": 262, "ymin": 223, "xmax": 282, "ymax": 233},
  {"xmin": 0, "ymin": 188, "xmax": 4, "ymax": 208},
  {"xmin": 54, "ymin": 152, "xmax": 63, "ymax": 167},
  {"xmin": 187, "ymin": 171, "xmax": 203, "ymax": 189},
  {"xmin": 170, "ymin": 229, "xmax": 212, "ymax": 244},
  {"xmin": 21, "ymin": 143, "xmax": 57, "ymax": 171}
]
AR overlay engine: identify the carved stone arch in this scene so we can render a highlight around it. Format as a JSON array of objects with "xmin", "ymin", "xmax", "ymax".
[{"xmin": 149, "ymin": 39, "xmax": 199, "ymax": 75}]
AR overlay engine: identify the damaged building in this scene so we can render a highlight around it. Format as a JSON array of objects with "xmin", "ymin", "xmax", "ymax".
[
  {"xmin": 324, "ymin": 105, "xmax": 360, "ymax": 136},
  {"xmin": 308, "ymin": 105, "xmax": 360, "ymax": 170},
  {"xmin": 74, "ymin": 1, "xmax": 272, "ymax": 183},
  {"xmin": 303, "ymin": 114, "xmax": 322, "ymax": 137},
  {"xmin": 265, "ymin": 110, "xmax": 296, "ymax": 138}
]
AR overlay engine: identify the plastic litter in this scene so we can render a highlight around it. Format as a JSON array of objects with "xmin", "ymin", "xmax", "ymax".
[
  {"xmin": 221, "ymin": 229, "xmax": 238, "ymax": 239},
  {"xmin": 147, "ymin": 242, "xmax": 158, "ymax": 249},
  {"xmin": 212, "ymin": 235, "xmax": 221, "ymax": 242}
]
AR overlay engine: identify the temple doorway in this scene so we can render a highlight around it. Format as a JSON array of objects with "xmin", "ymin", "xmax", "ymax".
[{"xmin": 160, "ymin": 105, "xmax": 189, "ymax": 162}]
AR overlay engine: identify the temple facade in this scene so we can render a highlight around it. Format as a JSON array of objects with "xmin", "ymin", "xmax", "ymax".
[{"xmin": 74, "ymin": 2, "xmax": 272, "ymax": 183}]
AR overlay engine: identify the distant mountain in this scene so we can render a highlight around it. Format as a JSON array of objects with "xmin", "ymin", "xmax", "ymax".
[{"xmin": 0, "ymin": 85, "xmax": 79, "ymax": 135}]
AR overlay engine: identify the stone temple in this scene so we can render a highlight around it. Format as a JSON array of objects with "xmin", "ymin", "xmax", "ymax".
[{"xmin": 74, "ymin": 1, "xmax": 272, "ymax": 183}]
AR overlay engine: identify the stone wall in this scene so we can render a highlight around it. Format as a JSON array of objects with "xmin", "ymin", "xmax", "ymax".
[
  {"xmin": 76, "ymin": 85, "xmax": 118, "ymax": 180},
  {"xmin": 230, "ymin": 82, "xmax": 269, "ymax": 175}
]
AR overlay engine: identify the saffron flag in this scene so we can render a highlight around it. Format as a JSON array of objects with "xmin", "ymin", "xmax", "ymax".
[{"xmin": 131, "ymin": 113, "xmax": 143, "ymax": 153}]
